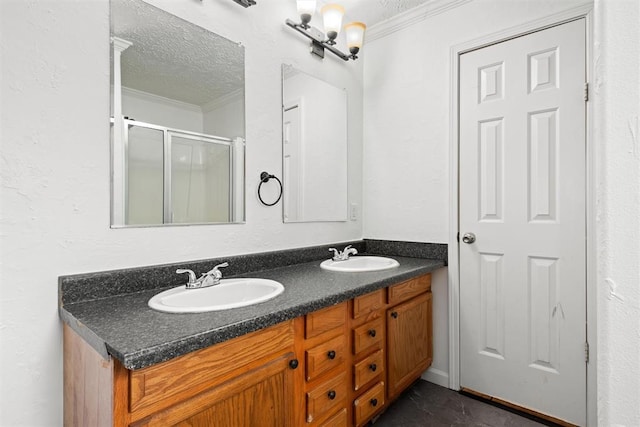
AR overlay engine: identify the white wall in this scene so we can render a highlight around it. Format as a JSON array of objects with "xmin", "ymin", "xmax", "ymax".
[
  {"xmin": 203, "ymin": 93, "xmax": 245, "ymax": 139},
  {"xmin": 122, "ymin": 88, "xmax": 205, "ymax": 133},
  {"xmin": 363, "ymin": 0, "xmax": 640, "ymax": 424},
  {"xmin": 593, "ymin": 0, "xmax": 640, "ymax": 425},
  {"xmin": 0, "ymin": 0, "xmax": 363, "ymax": 424}
]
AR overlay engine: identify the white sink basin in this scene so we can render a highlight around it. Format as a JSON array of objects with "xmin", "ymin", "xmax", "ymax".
[
  {"xmin": 148, "ymin": 278, "xmax": 285, "ymax": 313},
  {"xmin": 320, "ymin": 256, "xmax": 400, "ymax": 272}
]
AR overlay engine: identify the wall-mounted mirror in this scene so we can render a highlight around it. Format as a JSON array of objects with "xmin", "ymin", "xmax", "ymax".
[
  {"xmin": 110, "ymin": 0, "xmax": 245, "ymax": 227},
  {"xmin": 281, "ymin": 65, "xmax": 348, "ymax": 223}
]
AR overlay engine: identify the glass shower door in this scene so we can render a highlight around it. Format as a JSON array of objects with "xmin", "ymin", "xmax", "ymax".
[
  {"xmin": 168, "ymin": 132, "xmax": 232, "ymax": 224},
  {"xmin": 125, "ymin": 123, "xmax": 164, "ymax": 225}
]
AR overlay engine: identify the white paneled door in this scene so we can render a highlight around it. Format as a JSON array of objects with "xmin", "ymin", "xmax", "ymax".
[{"xmin": 459, "ymin": 19, "xmax": 586, "ymax": 425}]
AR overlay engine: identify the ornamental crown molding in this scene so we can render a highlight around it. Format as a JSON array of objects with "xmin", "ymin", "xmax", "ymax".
[{"xmin": 366, "ymin": 0, "xmax": 473, "ymax": 43}]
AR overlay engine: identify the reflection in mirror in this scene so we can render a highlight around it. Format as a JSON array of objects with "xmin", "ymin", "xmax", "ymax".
[
  {"xmin": 281, "ymin": 65, "xmax": 348, "ymax": 223},
  {"xmin": 110, "ymin": 0, "xmax": 245, "ymax": 227}
]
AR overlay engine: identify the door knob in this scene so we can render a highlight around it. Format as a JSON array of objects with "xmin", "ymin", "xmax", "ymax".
[{"xmin": 462, "ymin": 232, "xmax": 476, "ymax": 244}]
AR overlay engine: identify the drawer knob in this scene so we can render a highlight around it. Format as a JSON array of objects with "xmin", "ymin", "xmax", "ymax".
[
  {"xmin": 327, "ymin": 390, "xmax": 337, "ymax": 400},
  {"xmin": 391, "ymin": 311, "xmax": 398, "ymax": 319},
  {"xmin": 370, "ymin": 398, "xmax": 378, "ymax": 407},
  {"xmin": 327, "ymin": 350, "xmax": 336, "ymax": 360},
  {"xmin": 288, "ymin": 359, "xmax": 299, "ymax": 370},
  {"xmin": 368, "ymin": 329, "xmax": 377, "ymax": 338},
  {"xmin": 369, "ymin": 363, "xmax": 377, "ymax": 372}
]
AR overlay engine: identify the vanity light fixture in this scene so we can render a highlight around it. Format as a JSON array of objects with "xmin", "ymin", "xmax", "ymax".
[
  {"xmin": 285, "ymin": 1, "xmax": 366, "ymax": 61},
  {"xmin": 231, "ymin": 0, "xmax": 256, "ymax": 7}
]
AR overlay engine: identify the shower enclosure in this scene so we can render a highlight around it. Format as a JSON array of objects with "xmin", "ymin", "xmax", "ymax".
[{"xmin": 111, "ymin": 118, "xmax": 244, "ymax": 226}]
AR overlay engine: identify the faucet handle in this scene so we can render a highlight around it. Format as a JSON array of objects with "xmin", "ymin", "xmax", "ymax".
[
  {"xmin": 205, "ymin": 262, "xmax": 229, "ymax": 278},
  {"xmin": 345, "ymin": 245, "xmax": 358, "ymax": 255},
  {"xmin": 176, "ymin": 269, "xmax": 197, "ymax": 285}
]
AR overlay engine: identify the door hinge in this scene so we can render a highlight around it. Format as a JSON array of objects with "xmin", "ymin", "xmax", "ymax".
[
  {"xmin": 457, "ymin": 232, "xmax": 460, "ymax": 243},
  {"xmin": 584, "ymin": 341, "xmax": 590, "ymax": 363},
  {"xmin": 584, "ymin": 82, "xmax": 589, "ymax": 102}
]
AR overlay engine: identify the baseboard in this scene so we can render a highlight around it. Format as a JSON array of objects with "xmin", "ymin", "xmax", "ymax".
[{"xmin": 421, "ymin": 367, "xmax": 449, "ymax": 388}]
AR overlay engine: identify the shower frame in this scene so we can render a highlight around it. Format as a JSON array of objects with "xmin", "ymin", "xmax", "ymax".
[{"xmin": 114, "ymin": 117, "xmax": 236, "ymax": 225}]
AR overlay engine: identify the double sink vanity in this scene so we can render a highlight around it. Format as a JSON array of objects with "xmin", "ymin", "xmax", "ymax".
[
  {"xmin": 87, "ymin": 1, "xmax": 451, "ymax": 425},
  {"xmin": 60, "ymin": 241, "xmax": 445, "ymax": 426}
]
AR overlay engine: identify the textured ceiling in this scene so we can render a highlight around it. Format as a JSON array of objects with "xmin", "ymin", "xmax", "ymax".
[
  {"xmin": 111, "ymin": 0, "xmax": 244, "ymax": 107},
  {"xmin": 321, "ymin": 0, "xmax": 434, "ymax": 27}
]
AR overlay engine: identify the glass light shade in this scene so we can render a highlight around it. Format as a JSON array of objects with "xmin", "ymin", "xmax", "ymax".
[
  {"xmin": 321, "ymin": 4, "xmax": 345, "ymax": 40},
  {"xmin": 345, "ymin": 22, "xmax": 366, "ymax": 49},
  {"xmin": 297, "ymin": 0, "xmax": 316, "ymax": 18}
]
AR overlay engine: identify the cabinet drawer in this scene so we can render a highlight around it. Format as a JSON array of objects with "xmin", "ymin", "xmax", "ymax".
[
  {"xmin": 306, "ymin": 302, "xmax": 347, "ymax": 339},
  {"xmin": 129, "ymin": 320, "xmax": 293, "ymax": 414},
  {"xmin": 387, "ymin": 274, "xmax": 431, "ymax": 305},
  {"xmin": 353, "ymin": 349, "xmax": 384, "ymax": 392},
  {"xmin": 307, "ymin": 372, "xmax": 348, "ymax": 423},
  {"xmin": 353, "ymin": 381, "xmax": 385, "ymax": 427},
  {"xmin": 352, "ymin": 289, "xmax": 384, "ymax": 319},
  {"xmin": 306, "ymin": 335, "xmax": 346, "ymax": 381},
  {"xmin": 352, "ymin": 317, "xmax": 384, "ymax": 355},
  {"xmin": 319, "ymin": 408, "xmax": 348, "ymax": 427}
]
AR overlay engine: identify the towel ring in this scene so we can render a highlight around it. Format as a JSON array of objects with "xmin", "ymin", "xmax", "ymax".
[{"xmin": 258, "ymin": 171, "xmax": 283, "ymax": 207}]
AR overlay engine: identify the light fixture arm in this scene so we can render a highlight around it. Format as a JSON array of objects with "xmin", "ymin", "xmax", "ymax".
[
  {"xmin": 285, "ymin": 19, "xmax": 353, "ymax": 61},
  {"xmin": 231, "ymin": 0, "xmax": 256, "ymax": 7}
]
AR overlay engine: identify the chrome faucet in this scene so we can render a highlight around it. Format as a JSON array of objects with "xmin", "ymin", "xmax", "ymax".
[
  {"xmin": 328, "ymin": 245, "xmax": 358, "ymax": 261},
  {"xmin": 176, "ymin": 262, "xmax": 229, "ymax": 289}
]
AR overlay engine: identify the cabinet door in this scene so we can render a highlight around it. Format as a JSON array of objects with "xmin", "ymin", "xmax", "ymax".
[
  {"xmin": 387, "ymin": 292, "xmax": 433, "ymax": 400},
  {"xmin": 132, "ymin": 353, "xmax": 296, "ymax": 427}
]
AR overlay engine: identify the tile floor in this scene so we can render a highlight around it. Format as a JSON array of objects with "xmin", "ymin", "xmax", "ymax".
[{"xmin": 372, "ymin": 380, "xmax": 547, "ymax": 427}]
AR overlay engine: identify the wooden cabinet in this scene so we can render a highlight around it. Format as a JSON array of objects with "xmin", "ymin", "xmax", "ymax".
[
  {"xmin": 64, "ymin": 273, "xmax": 434, "ymax": 427},
  {"xmin": 386, "ymin": 276, "xmax": 433, "ymax": 400},
  {"xmin": 64, "ymin": 320, "xmax": 300, "ymax": 427},
  {"xmin": 131, "ymin": 353, "xmax": 296, "ymax": 426}
]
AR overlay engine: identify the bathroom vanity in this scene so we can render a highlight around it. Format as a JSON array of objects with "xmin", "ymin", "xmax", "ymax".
[
  {"xmin": 60, "ymin": 243, "xmax": 445, "ymax": 427},
  {"xmin": 64, "ymin": 273, "xmax": 432, "ymax": 426}
]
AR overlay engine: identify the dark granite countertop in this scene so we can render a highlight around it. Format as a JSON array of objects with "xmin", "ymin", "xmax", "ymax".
[{"xmin": 60, "ymin": 249, "xmax": 445, "ymax": 371}]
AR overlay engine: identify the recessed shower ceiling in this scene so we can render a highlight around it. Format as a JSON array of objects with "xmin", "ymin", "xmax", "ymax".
[{"xmin": 111, "ymin": 0, "xmax": 244, "ymax": 107}]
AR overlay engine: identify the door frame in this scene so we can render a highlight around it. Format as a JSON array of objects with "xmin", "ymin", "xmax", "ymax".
[{"xmin": 447, "ymin": 4, "xmax": 596, "ymax": 425}]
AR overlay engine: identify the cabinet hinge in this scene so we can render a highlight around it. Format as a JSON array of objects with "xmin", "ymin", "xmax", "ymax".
[
  {"xmin": 584, "ymin": 82, "xmax": 589, "ymax": 102},
  {"xmin": 584, "ymin": 341, "xmax": 590, "ymax": 363}
]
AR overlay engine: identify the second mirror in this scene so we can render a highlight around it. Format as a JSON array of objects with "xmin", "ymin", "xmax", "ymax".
[{"xmin": 281, "ymin": 65, "xmax": 348, "ymax": 223}]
